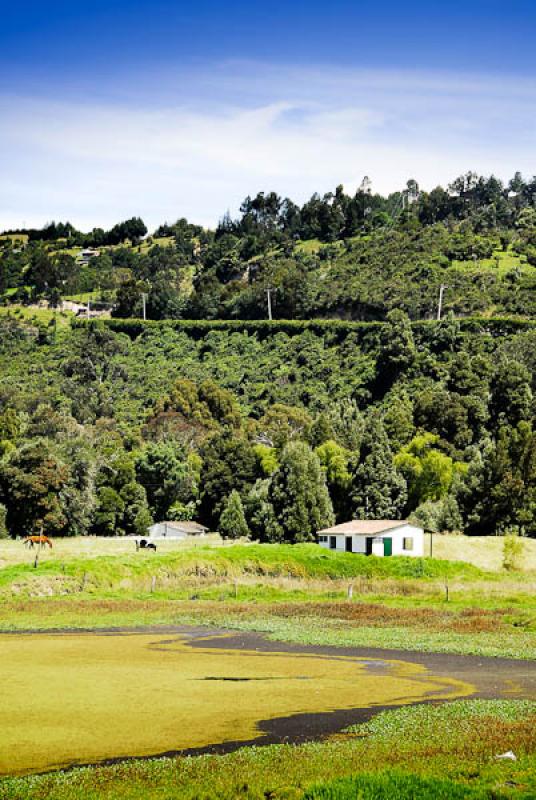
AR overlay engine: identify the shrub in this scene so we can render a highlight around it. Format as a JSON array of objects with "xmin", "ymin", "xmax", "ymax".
[{"xmin": 502, "ymin": 532, "xmax": 525, "ymax": 571}]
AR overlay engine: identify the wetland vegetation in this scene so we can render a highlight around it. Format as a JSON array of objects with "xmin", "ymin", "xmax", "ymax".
[{"xmin": 0, "ymin": 630, "xmax": 471, "ymax": 776}]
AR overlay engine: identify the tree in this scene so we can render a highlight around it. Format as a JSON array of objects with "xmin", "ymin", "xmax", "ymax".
[
  {"xmin": 254, "ymin": 444, "xmax": 279, "ymax": 476},
  {"xmin": 458, "ymin": 424, "xmax": 536, "ymax": 536},
  {"xmin": 0, "ymin": 503, "xmax": 7, "ymax": 539},
  {"xmin": 269, "ymin": 441, "xmax": 334, "ymax": 542},
  {"xmin": 257, "ymin": 404, "xmax": 312, "ymax": 449},
  {"xmin": 382, "ymin": 389, "xmax": 414, "ymax": 450},
  {"xmin": 113, "ymin": 278, "xmax": 146, "ymax": 318},
  {"xmin": 199, "ymin": 433, "xmax": 257, "ymax": 527},
  {"xmin": 94, "ymin": 486, "xmax": 125, "ymax": 536},
  {"xmin": 489, "ymin": 358, "xmax": 532, "ymax": 429},
  {"xmin": 315, "ymin": 439, "xmax": 351, "ymax": 521},
  {"xmin": 351, "ymin": 414, "xmax": 407, "ymax": 519},
  {"xmin": 218, "ymin": 490, "xmax": 249, "ymax": 539},
  {"xmin": 326, "ymin": 400, "xmax": 364, "ymax": 452},
  {"xmin": 411, "ymin": 496, "xmax": 463, "ymax": 533},
  {"xmin": 378, "ymin": 309, "xmax": 416, "ymax": 377},
  {"xmin": 503, "ymin": 533, "xmax": 524, "ymax": 571},
  {"xmin": 62, "ymin": 325, "xmax": 130, "ymax": 422},
  {"xmin": 135, "ymin": 441, "xmax": 194, "ymax": 521},
  {"xmin": 245, "ymin": 479, "xmax": 283, "ymax": 542},
  {"xmin": 58, "ymin": 436, "xmax": 98, "ymax": 537},
  {"xmin": 0, "ymin": 440, "xmax": 70, "ymax": 536},
  {"xmin": 394, "ymin": 433, "xmax": 464, "ymax": 511},
  {"xmin": 120, "ymin": 482, "xmax": 153, "ymax": 536}
]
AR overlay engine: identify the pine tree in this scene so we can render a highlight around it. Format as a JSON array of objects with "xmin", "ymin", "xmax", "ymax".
[
  {"xmin": 218, "ymin": 490, "xmax": 250, "ymax": 540},
  {"xmin": 269, "ymin": 441, "xmax": 334, "ymax": 543},
  {"xmin": 351, "ymin": 414, "xmax": 407, "ymax": 519}
]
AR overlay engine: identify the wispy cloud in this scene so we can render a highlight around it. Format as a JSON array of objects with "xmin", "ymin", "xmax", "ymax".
[{"xmin": 1, "ymin": 62, "xmax": 536, "ymax": 231}]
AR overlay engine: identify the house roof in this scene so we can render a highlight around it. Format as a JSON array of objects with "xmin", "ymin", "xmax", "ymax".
[{"xmin": 318, "ymin": 520, "xmax": 408, "ymax": 535}]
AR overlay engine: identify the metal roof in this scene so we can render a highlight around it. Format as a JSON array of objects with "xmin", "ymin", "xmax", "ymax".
[
  {"xmin": 151, "ymin": 521, "xmax": 207, "ymax": 533},
  {"xmin": 318, "ymin": 520, "xmax": 409, "ymax": 535}
]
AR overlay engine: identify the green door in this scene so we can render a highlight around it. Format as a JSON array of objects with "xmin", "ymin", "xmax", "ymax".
[{"xmin": 383, "ymin": 538, "xmax": 393, "ymax": 557}]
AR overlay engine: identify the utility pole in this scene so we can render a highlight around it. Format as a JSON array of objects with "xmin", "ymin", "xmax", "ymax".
[
  {"xmin": 359, "ymin": 176, "xmax": 371, "ymax": 228},
  {"xmin": 265, "ymin": 287, "xmax": 275, "ymax": 321},
  {"xmin": 86, "ymin": 297, "xmax": 90, "ymax": 319},
  {"xmin": 437, "ymin": 284, "xmax": 447, "ymax": 321},
  {"xmin": 141, "ymin": 293, "xmax": 147, "ymax": 321}
]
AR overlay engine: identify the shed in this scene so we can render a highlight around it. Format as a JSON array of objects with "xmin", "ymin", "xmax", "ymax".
[
  {"xmin": 148, "ymin": 521, "xmax": 208, "ymax": 539},
  {"xmin": 317, "ymin": 520, "xmax": 424, "ymax": 557}
]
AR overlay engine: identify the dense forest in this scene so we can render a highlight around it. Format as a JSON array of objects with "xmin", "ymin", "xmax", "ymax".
[
  {"xmin": 2, "ymin": 171, "xmax": 536, "ymax": 540},
  {"xmin": 1, "ymin": 312, "xmax": 536, "ymax": 540}
]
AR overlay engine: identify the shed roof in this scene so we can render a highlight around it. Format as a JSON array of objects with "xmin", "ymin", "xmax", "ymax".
[
  {"xmin": 318, "ymin": 520, "xmax": 409, "ymax": 535},
  {"xmin": 152, "ymin": 520, "xmax": 207, "ymax": 533}
]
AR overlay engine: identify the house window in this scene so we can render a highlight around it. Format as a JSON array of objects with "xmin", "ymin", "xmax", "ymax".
[
  {"xmin": 403, "ymin": 537, "xmax": 414, "ymax": 551},
  {"xmin": 329, "ymin": 536, "xmax": 337, "ymax": 550},
  {"xmin": 318, "ymin": 536, "xmax": 327, "ymax": 543}
]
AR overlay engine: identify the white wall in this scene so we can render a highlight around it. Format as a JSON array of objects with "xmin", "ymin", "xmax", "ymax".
[
  {"xmin": 317, "ymin": 524, "xmax": 424, "ymax": 557},
  {"xmin": 149, "ymin": 523, "xmax": 188, "ymax": 539},
  {"xmin": 390, "ymin": 525, "xmax": 424, "ymax": 557}
]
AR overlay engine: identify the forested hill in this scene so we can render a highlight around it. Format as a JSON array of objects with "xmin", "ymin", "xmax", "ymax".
[
  {"xmin": 2, "ymin": 171, "xmax": 536, "ymax": 321},
  {"xmin": 2, "ymin": 311, "xmax": 536, "ymax": 542},
  {"xmin": 2, "ymin": 172, "xmax": 536, "ymax": 544}
]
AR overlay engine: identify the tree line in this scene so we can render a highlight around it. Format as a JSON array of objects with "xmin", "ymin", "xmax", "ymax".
[{"xmin": 2, "ymin": 171, "xmax": 536, "ymax": 321}]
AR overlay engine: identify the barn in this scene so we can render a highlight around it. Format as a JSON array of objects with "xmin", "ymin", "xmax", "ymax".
[
  {"xmin": 148, "ymin": 520, "xmax": 208, "ymax": 539},
  {"xmin": 317, "ymin": 520, "xmax": 424, "ymax": 557}
]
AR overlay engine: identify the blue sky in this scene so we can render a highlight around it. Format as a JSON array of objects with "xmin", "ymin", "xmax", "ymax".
[{"xmin": 1, "ymin": 1, "xmax": 536, "ymax": 230}]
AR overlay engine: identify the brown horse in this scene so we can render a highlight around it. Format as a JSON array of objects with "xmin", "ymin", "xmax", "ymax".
[{"xmin": 24, "ymin": 535, "xmax": 53, "ymax": 549}]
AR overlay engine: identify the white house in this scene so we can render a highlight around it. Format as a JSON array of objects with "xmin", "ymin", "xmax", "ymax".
[
  {"xmin": 148, "ymin": 520, "xmax": 208, "ymax": 539},
  {"xmin": 317, "ymin": 520, "xmax": 424, "ymax": 557}
]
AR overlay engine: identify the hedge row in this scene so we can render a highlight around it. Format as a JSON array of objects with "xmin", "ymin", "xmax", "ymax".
[{"xmin": 72, "ymin": 316, "xmax": 536, "ymax": 341}]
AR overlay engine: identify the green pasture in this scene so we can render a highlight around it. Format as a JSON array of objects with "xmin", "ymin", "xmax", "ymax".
[
  {"xmin": 0, "ymin": 305, "xmax": 73, "ymax": 327},
  {"xmin": 450, "ymin": 249, "xmax": 531, "ymax": 278},
  {"xmin": 1, "ymin": 542, "xmax": 535, "ymax": 658}
]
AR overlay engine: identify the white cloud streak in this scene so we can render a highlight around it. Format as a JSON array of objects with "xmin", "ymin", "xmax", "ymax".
[{"xmin": 1, "ymin": 62, "xmax": 536, "ymax": 231}]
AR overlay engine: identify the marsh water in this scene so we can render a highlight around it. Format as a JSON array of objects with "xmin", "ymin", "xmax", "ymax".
[{"xmin": 0, "ymin": 627, "xmax": 479, "ymax": 775}]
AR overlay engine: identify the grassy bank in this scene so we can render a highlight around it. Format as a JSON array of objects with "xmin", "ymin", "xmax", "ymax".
[
  {"xmin": 1, "ymin": 542, "xmax": 535, "ymax": 658},
  {"xmin": 0, "ymin": 542, "xmax": 489, "ymax": 596},
  {"xmin": 2, "ymin": 700, "xmax": 535, "ymax": 799}
]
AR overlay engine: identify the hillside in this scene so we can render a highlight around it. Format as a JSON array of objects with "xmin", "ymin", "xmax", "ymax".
[
  {"xmin": 2, "ymin": 308, "xmax": 536, "ymax": 543},
  {"xmin": 3, "ymin": 173, "xmax": 536, "ymax": 544},
  {"xmin": 3, "ymin": 173, "xmax": 536, "ymax": 322}
]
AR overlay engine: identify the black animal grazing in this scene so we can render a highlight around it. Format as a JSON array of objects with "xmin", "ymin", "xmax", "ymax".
[{"xmin": 136, "ymin": 538, "xmax": 156, "ymax": 552}]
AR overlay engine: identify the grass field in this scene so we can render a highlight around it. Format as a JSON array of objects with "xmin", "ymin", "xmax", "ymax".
[
  {"xmin": 451, "ymin": 249, "xmax": 531, "ymax": 278},
  {"xmin": 0, "ymin": 305, "xmax": 74, "ymax": 327},
  {"xmin": 0, "ymin": 233, "xmax": 28, "ymax": 244},
  {"xmin": 3, "ymin": 534, "xmax": 536, "ymax": 571},
  {"xmin": 429, "ymin": 534, "xmax": 536, "ymax": 571},
  {"xmin": 1, "ymin": 539, "xmax": 535, "ymax": 659}
]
